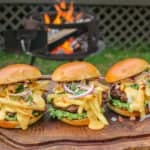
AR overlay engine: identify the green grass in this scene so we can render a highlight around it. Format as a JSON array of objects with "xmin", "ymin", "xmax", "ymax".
[{"xmin": 0, "ymin": 47, "xmax": 150, "ymax": 75}]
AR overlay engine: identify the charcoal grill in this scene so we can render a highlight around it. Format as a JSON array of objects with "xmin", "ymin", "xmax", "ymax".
[{"xmin": 5, "ymin": 5, "xmax": 104, "ymax": 65}]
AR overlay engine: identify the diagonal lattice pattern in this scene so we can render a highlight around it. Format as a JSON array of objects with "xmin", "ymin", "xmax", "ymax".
[{"xmin": 0, "ymin": 4, "xmax": 150, "ymax": 50}]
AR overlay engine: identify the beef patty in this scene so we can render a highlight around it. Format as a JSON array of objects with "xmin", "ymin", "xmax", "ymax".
[{"xmin": 110, "ymin": 83, "xmax": 127, "ymax": 102}]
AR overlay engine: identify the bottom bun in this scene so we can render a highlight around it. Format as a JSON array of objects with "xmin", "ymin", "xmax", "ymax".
[
  {"xmin": 0, "ymin": 120, "xmax": 18, "ymax": 128},
  {"xmin": 108, "ymin": 103, "xmax": 139, "ymax": 117},
  {"xmin": 0, "ymin": 114, "xmax": 43, "ymax": 129},
  {"xmin": 61, "ymin": 118, "xmax": 89, "ymax": 126}
]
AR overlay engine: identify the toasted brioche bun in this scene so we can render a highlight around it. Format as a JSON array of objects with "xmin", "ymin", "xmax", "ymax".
[
  {"xmin": 61, "ymin": 118, "xmax": 89, "ymax": 126},
  {"xmin": 0, "ymin": 114, "xmax": 43, "ymax": 129},
  {"xmin": 108, "ymin": 103, "xmax": 140, "ymax": 117},
  {"xmin": 0, "ymin": 64, "xmax": 42, "ymax": 85},
  {"xmin": 52, "ymin": 61, "xmax": 100, "ymax": 82},
  {"xmin": 105, "ymin": 58, "xmax": 149, "ymax": 83},
  {"xmin": 0, "ymin": 120, "xmax": 18, "ymax": 128}
]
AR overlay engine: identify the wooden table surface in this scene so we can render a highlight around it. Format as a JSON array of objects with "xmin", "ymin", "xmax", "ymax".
[{"xmin": 0, "ymin": 111, "xmax": 150, "ymax": 150}]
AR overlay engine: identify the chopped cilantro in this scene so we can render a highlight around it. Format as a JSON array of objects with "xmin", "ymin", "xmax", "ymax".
[
  {"xmin": 70, "ymin": 83, "xmax": 78, "ymax": 91},
  {"xmin": 130, "ymin": 83, "xmax": 139, "ymax": 90},
  {"xmin": 74, "ymin": 89, "xmax": 85, "ymax": 96},
  {"xmin": 67, "ymin": 82, "xmax": 86, "ymax": 96},
  {"xmin": 15, "ymin": 84, "xmax": 24, "ymax": 93}
]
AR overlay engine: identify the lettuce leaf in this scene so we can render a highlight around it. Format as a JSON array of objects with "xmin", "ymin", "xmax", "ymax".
[
  {"xmin": 111, "ymin": 99, "xmax": 130, "ymax": 110},
  {"xmin": 48, "ymin": 106, "xmax": 87, "ymax": 120}
]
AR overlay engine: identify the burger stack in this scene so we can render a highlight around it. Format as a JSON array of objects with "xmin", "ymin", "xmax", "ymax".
[
  {"xmin": 47, "ymin": 62, "xmax": 108, "ymax": 130},
  {"xmin": 0, "ymin": 64, "xmax": 46, "ymax": 129},
  {"xmin": 105, "ymin": 58, "xmax": 150, "ymax": 120},
  {"xmin": 0, "ymin": 58, "xmax": 149, "ymax": 130}
]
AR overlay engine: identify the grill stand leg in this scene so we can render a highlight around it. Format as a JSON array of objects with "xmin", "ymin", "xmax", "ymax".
[
  {"xmin": 30, "ymin": 56, "xmax": 36, "ymax": 65},
  {"xmin": 77, "ymin": 59, "xmax": 84, "ymax": 61}
]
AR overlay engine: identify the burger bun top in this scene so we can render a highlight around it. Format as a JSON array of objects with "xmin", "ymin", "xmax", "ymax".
[
  {"xmin": 0, "ymin": 64, "xmax": 42, "ymax": 85},
  {"xmin": 52, "ymin": 61, "xmax": 100, "ymax": 82},
  {"xmin": 105, "ymin": 58, "xmax": 149, "ymax": 83}
]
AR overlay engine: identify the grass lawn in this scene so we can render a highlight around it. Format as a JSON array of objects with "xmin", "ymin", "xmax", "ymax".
[{"xmin": 0, "ymin": 48, "xmax": 150, "ymax": 75}]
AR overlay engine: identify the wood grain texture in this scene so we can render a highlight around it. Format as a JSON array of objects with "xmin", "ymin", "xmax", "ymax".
[{"xmin": 0, "ymin": 111, "xmax": 150, "ymax": 150}]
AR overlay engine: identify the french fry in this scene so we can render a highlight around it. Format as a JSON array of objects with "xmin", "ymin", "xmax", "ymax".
[
  {"xmin": 49, "ymin": 81, "xmax": 108, "ymax": 130},
  {"xmin": 145, "ymin": 86, "xmax": 150, "ymax": 97},
  {"xmin": 88, "ymin": 100, "xmax": 108, "ymax": 125},
  {"xmin": 87, "ymin": 109, "xmax": 105, "ymax": 130},
  {"xmin": 78, "ymin": 105, "xmax": 84, "ymax": 114}
]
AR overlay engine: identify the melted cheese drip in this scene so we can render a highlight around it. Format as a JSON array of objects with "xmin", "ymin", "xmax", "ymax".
[
  {"xmin": 119, "ymin": 70, "xmax": 150, "ymax": 118},
  {"xmin": 125, "ymin": 87, "xmax": 138, "ymax": 104},
  {"xmin": 122, "ymin": 83, "xmax": 146, "ymax": 118},
  {"xmin": 125, "ymin": 87, "xmax": 145, "ymax": 117}
]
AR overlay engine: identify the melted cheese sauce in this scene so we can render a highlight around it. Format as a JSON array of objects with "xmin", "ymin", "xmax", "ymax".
[
  {"xmin": 125, "ymin": 87, "xmax": 145, "ymax": 117},
  {"xmin": 120, "ymin": 72, "xmax": 150, "ymax": 118}
]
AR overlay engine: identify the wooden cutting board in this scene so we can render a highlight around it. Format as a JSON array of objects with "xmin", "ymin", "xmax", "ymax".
[{"xmin": 1, "ymin": 110, "xmax": 150, "ymax": 150}]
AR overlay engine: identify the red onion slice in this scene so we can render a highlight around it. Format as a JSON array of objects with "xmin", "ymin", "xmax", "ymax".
[
  {"xmin": 70, "ymin": 84, "xmax": 94, "ymax": 99},
  {"xmin": 63, "ymin": 83, "xmax": 74, "ymax": 94}
]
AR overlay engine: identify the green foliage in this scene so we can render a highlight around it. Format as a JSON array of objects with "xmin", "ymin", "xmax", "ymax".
[{"xmin": 0, "ymin": 47, "xmax": 150, "ymax": 75}]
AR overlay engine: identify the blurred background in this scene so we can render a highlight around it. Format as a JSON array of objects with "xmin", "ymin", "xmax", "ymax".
[{"xmin": 0, "ymin": 0, "xmax": 149, "ymax": 74}]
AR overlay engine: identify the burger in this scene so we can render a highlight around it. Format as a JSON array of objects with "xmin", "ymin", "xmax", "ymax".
[
  {"xmin": 105, "ymin": 58, "xmax": 150, "ymax": 119},
  {"xmin": 0, "ymin": 64, "xmax": 47, "ymax": 129},
  {"xmin": 47, "ymin": 61, "xmax": 108, "ymax": 130}
]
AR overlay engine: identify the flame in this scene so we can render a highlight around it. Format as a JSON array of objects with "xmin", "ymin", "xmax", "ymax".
[
  {"xmin": 43, "ymin": 0, "xmax": 81, "ymax": 55},
  {"xmin": 63, "ymin": 1, "xmax": 74, "ymax": 23},
  {"xmin": 44, "ymin": 13, "xmax": 51, "ymax": 24},
  {"xmin": 51, "ymin": 37, "xmax": 74, "ymax": 55},
  {"xmin": 43, "ymin": 0, "xmax": 83, "ymax": 25},
  {"xmin": 53, "ymin": 0, "xmax": 74, "ymax": 24},
  {"xmin": 53, "ymin": 4, "xmax": 63, "ymax": 24},
  {"xmin": 60, "ymin": 0, "xmax": 66, "ymax": 10},
  {"xmin": 53, "ymin": 14, "xmax": 62, "ymax": 24}
]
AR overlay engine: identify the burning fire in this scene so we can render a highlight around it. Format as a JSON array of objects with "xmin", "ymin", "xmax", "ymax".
[
  {"xmin": 51, "ymin": 37, "xmax": 74, "ymax": 55},
  {"xmin": 43, "ymin": 0, "xmax": 78, "ymax": 25},
  {"xmin": 44, "ymin": 13, "xmax": 51, "ymax": 24},
  {"xmin": 43, "ymin": 0, "xmax": 83, "ymax": 55},
  {"xmin": 54, "ymin": 0, "xmax": 74, "ymax": 24}
]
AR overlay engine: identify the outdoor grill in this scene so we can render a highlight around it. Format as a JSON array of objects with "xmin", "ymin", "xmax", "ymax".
[{"xmin": 5, "ymin": 1, "xmax": 103, "ymax": 64}]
